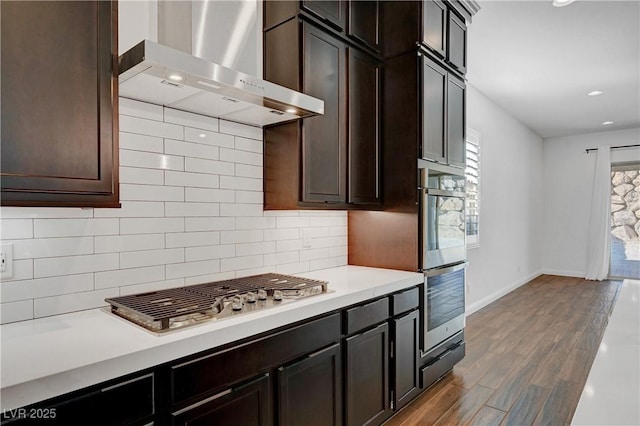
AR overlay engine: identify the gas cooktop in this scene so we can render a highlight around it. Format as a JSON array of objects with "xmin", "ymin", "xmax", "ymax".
[{"xmin": 105, "ymin": 273, "xmax": 329, "ymax": 333}]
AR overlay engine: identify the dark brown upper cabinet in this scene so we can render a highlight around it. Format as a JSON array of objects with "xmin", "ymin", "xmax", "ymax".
[
  {"xmin": 348, "ymin": 1, "xmax": 381, "ymax": 52},
  {"xmin": 422, "ymin": 0, "xmax": 447, "ymax": 58},
  {"xmin": 263, "ymin": 2, "xmax": 382, "ymax": 210},
  {"xmin": 0, "ymin": 1, "xmax": 119, "ymax": 207},
  {"xmin": 303, "ymin": 0, "xmax": 347, "ymax": 31},
  {"xmin": 422, "ymin": 57, "xmax": 448, "ymax": 163},
  {"xmin": 447, "ymin": 11, "xmax": 467, "ymax": 74}
]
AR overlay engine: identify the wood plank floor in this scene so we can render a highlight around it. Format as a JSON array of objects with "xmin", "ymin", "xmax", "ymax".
[{"xmin": 385, "ymin": 275, "xmax": 621, "ymax": 426}]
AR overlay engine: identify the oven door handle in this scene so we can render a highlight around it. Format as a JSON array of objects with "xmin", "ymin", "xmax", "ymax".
[{"xmin": 426, "ymin": 261, "xmax": 468, "ymax": 277}]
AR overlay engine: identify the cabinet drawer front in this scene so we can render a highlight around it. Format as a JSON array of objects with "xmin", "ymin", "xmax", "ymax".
[
  {"xmin": 420, "ymin": 342, "xmax": 465, "ymax": 389},
  {"xmin": 391, "ymin": 287, "xmax": 419, "ymax": 316},
  {"xmin": 345, "ymin": 297, "xmax": 389, "ymax": 334},
  {"xmin": 171, "ymin": 313, "xmax": 341, "ymax": 405}
]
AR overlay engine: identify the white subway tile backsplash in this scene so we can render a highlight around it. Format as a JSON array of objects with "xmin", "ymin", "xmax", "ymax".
[
  {"xmin": 1, "ymin": 274, "xmax": 94, "ymax": 303},
  {"xmin": 185, "ymin": 157, "xmax": 235, "ymax": 176},
  {"xmin": 235, "ymin": 164, "xmax": 262, "ymax": 178},
  {"xmin": 165, "ymin": 108, "xmax": 219, "ymax": 132},
  {"xmin": 235, "ymin": 191, "xmax": 263, "ymax": 204},
  {"xmin": 34, "ymin": 289, "xmax": 118, "ymax": 318},
  {"xmin": 220, "ymin": 255, "xmax": 263, "ymax": 272},
  {"xmin": 120, "ymin": 150, "xmax": 184, "ymax": 171},
  {"xmin": 0, "ymin": 219, "xmax": 33, "ymax": 239},
  {"xmin": 11, "ymin": 237, "xmax": 94, "ymax": 259},
  {"xmin": 34, "ymin": 219, "xmax": 118, "ymax": 238},
  {"xmin": 165, "ymin": 171, "xmax": 220, "ymax": 188},
  {"xmin": 95, "ymin": 234, "xmax": 165, "ymax": 254},
  {"xmin": 185, "ymin": 217, "xmax": 235, "ymax": 232},
  {"xmin": 93, "ymin": 201, "xmax": 165, "ymax": 218},
  {"xmin": 8, "ymin": 260, "xmax": 35, "ymax": 281},
  {"xmin": 120, "ymin": 166, "xmax": 165, "ymax": 185},
  {"xmin": 220, "ymin": 203, "xmax": 263, "ymax": 217},
  {"xmin": 220, "ymin": 148, "xmax": 262, "ymax": 166},
  {"xmin": 236, "ymin": 241, "xmax": 275, "ymax": 256},
  {"xmin": 119, "ymin": 98, "xmax": 163, "ymax": 121},
  {"xmin": 166, "ymin": 260, "xmax": 221, "ymax": 279},
  {"xmin": 1, "ymin": 300, "xmax": 34, "ymax": 323},
  {"xmin": 119, "ymin": 278, "xmax": 186, "ymax": 296},
  {"xmin": 165, "ymin": 202, "xmax": 220, "ymax": 217},
  {"xmin": 219, "ymin": 176, "xmax": 262, "ymax": 191},
  {"xmin": 119, "ymin": 132, "xmax": 164, "ymax": 153},
  {"xmin": 236, "ymin": 217, "xmax": 276, "ymax": 230},
  {"xmin": 34, "ymin": 254, "xmax": 119, "ymax": 278},
  {"xmin": 120, "ymin": 218, "xmax": 184, "ymax": 235},
  {"xmin": 185, "ymin": 244, "xmax": 235, "ymax": 261},
  {"xmin": 184, "ymin": 127, "xmax": 234, "ymax": 148},
  {"xmin": 220, "ymin": 230, "xmax": 264, "ymax": 244},
  {"xmin": 120, "ymin": 115, "xmax": 183, "ymax": 139},
  {"xmin": 234, "ymin": 137, "xmax": 263, "ymax": 153},
  {"xmin": 120, "ymin": 248, "xmax": 185, "ymax": 269},
  {"xmin": 0, "ymin": 109, "xmax": 348, "ymax": 323},
  {"xmin": 165, "ymin": 139, "xmax": 219, "ymax": 160},
  {"xmin": 0, "ymin": 207, "xmax": 92, "ymax": 219},
  {"xmin": 120, "ymin": 184, "xmax": 184, "ymax": 202},
  {"xmin": 166, "ymin": 232, "xmax": 220, "ymax": 248},
  {"xmin": 185, "ymin": 188, "xmax": 235, "ymax": 203},
  {"xmin": 95, "ymin": 266, "xmax": 165, "ymax": 289},
  {"xmin": 219, "ymin": 120, "xmax": 263, "ymax": 140}
]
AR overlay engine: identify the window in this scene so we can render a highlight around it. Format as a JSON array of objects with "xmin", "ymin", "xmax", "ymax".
[{"xmin": 465, "ymin": 128, "xmax": 480, "ymax": 247}]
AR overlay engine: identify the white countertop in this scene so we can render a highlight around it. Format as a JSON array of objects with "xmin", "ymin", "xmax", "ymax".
[{"xmin": 0, "ymin": 265, "xmax": 422, "ymax": 410}]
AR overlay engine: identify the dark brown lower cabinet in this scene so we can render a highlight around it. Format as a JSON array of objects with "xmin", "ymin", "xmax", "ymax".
[
  {"xmin": 392, "ymin": 310, "xmax": 420, "ymax": 411},
  {"xmin": 345, "ymin": 322, "xmax": 392, "ymax": 426},
  {"xmin": 278, "ymin": 343, "xmax": 342, "ymax": 426},
  {"xmin": 171, "ymin": 374, "xmax": 271, "ymax": 426}
]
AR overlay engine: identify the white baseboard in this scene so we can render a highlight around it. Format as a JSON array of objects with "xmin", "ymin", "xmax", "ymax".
[
  {"xmin": 541, "ymin": 268, "xmax": 584, "ymax": 278},
  {"xmin": 466, "ymin": 270, "xmax": 543, "ymax": 316}
]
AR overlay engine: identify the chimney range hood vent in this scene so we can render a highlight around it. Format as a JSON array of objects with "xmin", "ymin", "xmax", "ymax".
[{"xmin": 118, "ymin": 40, "xmax": 324, "ymax": 127}]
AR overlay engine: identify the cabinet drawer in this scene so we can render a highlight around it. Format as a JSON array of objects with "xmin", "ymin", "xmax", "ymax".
[
  {"xmin": 391, "ymin": 287, "xmax": 419, "ymax": 316},
  {"xmin": 171, "ymin": 313, "xmax": 341, "ymax": 406},
  {"xmin": 345, "ymin": 297, "xmax": 389, "ymax": 334},
  {"xmin": 420, "ymin": 342, "xmax": 465, "ymax": 389}
]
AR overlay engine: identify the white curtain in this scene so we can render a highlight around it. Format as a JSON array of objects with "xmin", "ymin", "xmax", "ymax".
[{"xmin": 585, "ymin": 146, "xmax": 611, "ymax": 281}]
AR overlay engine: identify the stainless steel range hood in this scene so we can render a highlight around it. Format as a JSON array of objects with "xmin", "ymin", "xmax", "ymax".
[{"xmin": 119, "ymin": 40, "xmax": 323, "ymax": 127}]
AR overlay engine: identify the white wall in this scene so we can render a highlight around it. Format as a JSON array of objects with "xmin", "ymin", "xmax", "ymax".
[
  {"xmin": 465, "ymin": 85, "xmax": 545, "ymax": 313},
  {"xmin": 0, "ymin": 100, "xmax": 347, "ymax": 324},
  {"xmin": 542, "ymin": 128, "xmax": 640, "ymax": 277}
]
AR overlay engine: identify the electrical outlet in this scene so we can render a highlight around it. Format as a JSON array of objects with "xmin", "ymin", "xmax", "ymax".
[
  {"xmin": 1, "ymin": 243, "xmax": 14, "ymax": 280},
  {"xmin": 302, "ymin": 228, "xmax": 312, "ymax": 249}
]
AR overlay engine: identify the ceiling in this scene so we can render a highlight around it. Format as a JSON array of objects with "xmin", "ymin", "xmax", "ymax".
[{"xmin": 467, "ymin": 0, "xmax": 640, "ymax": 139}]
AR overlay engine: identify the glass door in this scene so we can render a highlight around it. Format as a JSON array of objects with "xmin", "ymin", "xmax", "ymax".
[{"xmin": 610, "ymin": 162, "xmax": 640, "ymax": 279}]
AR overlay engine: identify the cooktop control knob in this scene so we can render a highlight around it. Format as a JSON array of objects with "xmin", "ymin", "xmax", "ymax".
[
  {"xmin": 273, "ymin": 290, "xmax": 283, "ymax": 301},
  {"xmin": 258, "ymin": 289, "xmax": 268, "ymax": 301},
  {"xmin": 246, "ymin": 292, "xmax": 257, "ymax": 303},
  {"xmin": 231, "ymin": 296, "xmax": 243, "ymax": 311}
]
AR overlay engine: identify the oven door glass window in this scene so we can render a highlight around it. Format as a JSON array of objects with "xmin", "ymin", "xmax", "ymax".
[
  {"xmin": 426, "ymin": 195, "xmax": 466, "ymax": 251},
  {"xmin": 427, "ymin": 268, "xmax": 465, "ymax": 331}
]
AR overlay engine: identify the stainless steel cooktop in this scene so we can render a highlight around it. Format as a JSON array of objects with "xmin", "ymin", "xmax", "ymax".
[{"xmin": 105, "ymin": 273, "xmax": 329, "ymax": 333}]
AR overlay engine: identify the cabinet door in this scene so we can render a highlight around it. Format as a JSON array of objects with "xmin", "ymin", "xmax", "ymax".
[
  {"xmin": 447, "ymin": 12, "xmax": 467, "ymax": 73},
  {"xmin": 421, "ymin": 56, "xmax": 447, "ymax": 164},
  {"xmin": 302, "ymin": 24, "xmax": 348, "ymax": 204},
  {"xmin": 392, "ymin": 310, "xmax": 420, "ymax": 411},
  {"xmin": 348, "ymin": 0, "xmax": 380, "ymax": 51},
  {"xmin": 278, "ymin": 343, "xmax": 342, "ymax": 426},
  {"xmin": 0, "ymin": 1, "xmax": 119, "ymax": 207},
  {"xmin": 447, "ymin": 75, "xmax": 466, "ymax": 169},
  {"xmin": 345, "ymin": 323, "xmax": 391, "ymax": 426},
  {"xmin": 348, "ymin": 49, "xmax": 381, "ymax": 205},
  {"xmin": 422, "ymin": 0, "xmax": 446, "ymax": 58},
  {"xmin": 302, "ymin": 1, "xmax": 346, "ymax": 31},
  {"xmin": 172, "ymin": 374, "xmax": 272, "ymax": 426}
]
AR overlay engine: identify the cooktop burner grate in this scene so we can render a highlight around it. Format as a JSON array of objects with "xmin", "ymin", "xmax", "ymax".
[{"xmin": 105, "ymin": 273, "xmax": 329, "ymax": 332}]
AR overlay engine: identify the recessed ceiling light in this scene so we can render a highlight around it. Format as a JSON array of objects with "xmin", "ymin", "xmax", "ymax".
[
  {"xmin": 198, "ymin": 133, "xmax": 207, "ymax": 138},
  {"xmin": 552, "ymin": 0, "xmax": 577, "ymax": 7},
  {"xmin": 168, "ymin": 74, "xmax": 184, "ymax": 82},
  {"xmin": 286, "ymin": 108, "xmax": 297, "ymax": 114},
  {"xmin": 587, "ymin": 91, "xmax": 603, "ymax": 97},
  {"xmin": 602, "ymin": 121, "xmax": 614, "ymax": 126}
]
